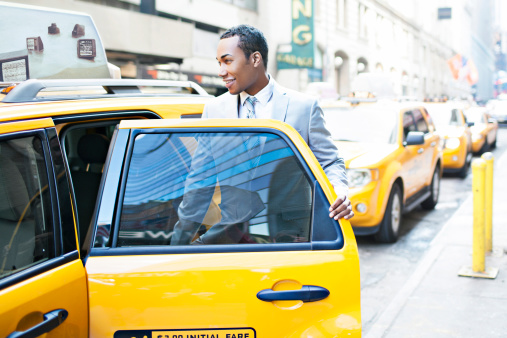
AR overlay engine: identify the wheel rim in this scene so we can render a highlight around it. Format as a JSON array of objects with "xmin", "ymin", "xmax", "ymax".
[
  {"xmin": 432, "ymin": 170, "xmax": 440, "ymax": 202},
  {"xmin": 391, "ymin": 192, "xmax": 401, "ymax": 233}
]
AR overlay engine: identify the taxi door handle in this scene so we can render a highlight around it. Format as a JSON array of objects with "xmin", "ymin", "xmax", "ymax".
[
  {"xmin": 430, "ymin": 141, "xmax": 436, "ymax": 147},
  {"xmin": 257, "ymin": 285, "xmax": 330, "ymax": 302},
  {"xmin": 7, "ymin": 309, "xmax": 68, "ymax": 338},
  {"xmin": 417, "ymin": 148, "xmax": 424, "ymax": 154}
]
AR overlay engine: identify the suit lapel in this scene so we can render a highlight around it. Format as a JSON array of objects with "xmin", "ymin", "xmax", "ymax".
[{"xmin": 271, "ymin": 82, "xmax": 289, "ymax": 122}]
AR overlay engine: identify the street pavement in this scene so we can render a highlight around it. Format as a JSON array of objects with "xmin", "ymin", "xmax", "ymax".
[{"xmin": 364, "ymin": 147, "xmax": 507, "ymax": 338}]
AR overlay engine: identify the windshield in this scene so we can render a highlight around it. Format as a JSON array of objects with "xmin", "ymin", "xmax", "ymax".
[
  {"xmin": 424, "ymin": 105, "xmax": 461, "ymax": 128},
  {"xmin": 465, "ymin": 108, "xmax": 486, "ymax": 124},
  {"xmin": 323, "ymin": 105, "xmax": 398, "ymax": 144}
]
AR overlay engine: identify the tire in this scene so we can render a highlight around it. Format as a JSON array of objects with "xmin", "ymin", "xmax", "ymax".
[
  {"xmin": 421, "ymin": 166, "xmax": 440, "ymax": 210},
  {"xmin": 491, "ymin": 137, "xmax": 497, "ymax": 149},
  {"xmin": 479, "ymin": 139, "xmax": 489, "ymax": 155},
  {"xmin": 457, "ymin": 151, "xmax": 471, "ymax": 178},
  {"xmin": 374, "ymin": 184, "xmax": 402, "ymax": 243}
]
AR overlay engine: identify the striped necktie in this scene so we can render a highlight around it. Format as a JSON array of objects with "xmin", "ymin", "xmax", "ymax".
[{"xmin": 245, "ymin": 96, "xmax": 257, "ymax": 119}]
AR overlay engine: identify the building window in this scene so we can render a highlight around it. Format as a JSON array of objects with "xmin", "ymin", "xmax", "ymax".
[
  {"xmin": 358, "ymin": 3, "xmax": 368, "ymax": 39},
  {"xmin": 337, "ymin": 0, "xmax": 347, "ymax": 30}
]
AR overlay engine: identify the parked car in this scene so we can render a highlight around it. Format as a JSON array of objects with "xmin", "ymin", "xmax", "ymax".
[
  {"xmin": 323, "ymin": 101, "xmax": 442, "ymax": 243},
  {"xmin": 422, "ymin": 102, "xmax": 473, "ymax": 178},
  {"xmin": 0, "ymin": 79, "xmax": 361, "ymax": 337},
  {"xmin": 464, "ymin": 106, "xmax": 498, "ymax": 154}
]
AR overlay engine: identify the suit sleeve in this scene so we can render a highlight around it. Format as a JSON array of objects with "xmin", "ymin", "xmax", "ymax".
[{"xmin": 308, "ymin": 100, "xmax": 349, "ymax": 196}]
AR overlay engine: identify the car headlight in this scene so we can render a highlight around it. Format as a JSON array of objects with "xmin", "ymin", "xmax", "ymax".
[
  {"xmin": 347, "ymin": 169, "xmax": 378, "ymax": 188},
  {"xmin": 472, "ymin": 133, "xmax": 483, "ymax": 142},
  {"xmin": 445, "ymin": 137, "xmax": 461, "ymax": 149}
]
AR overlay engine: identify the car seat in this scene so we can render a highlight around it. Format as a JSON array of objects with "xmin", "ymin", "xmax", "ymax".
[{"xmin": 71, "ymin": 133, "xmax": 110, "ymax": 246}]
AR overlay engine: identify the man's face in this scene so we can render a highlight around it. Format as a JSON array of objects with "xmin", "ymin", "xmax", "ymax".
[{"xmin": 216, "ymin": 36, "xmax": 259, "ymax": 95}]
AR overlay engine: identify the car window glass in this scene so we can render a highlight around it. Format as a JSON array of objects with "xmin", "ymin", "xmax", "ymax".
[
  {"xmin": 114, "ymin": 132, "xmax": 313, "ymax": 247},
  {"xmin": 403, "ymin": 111, "xmax": 417, "ymax": 141},
  {"xmin": 413, "ymin": 109, "xmax": 429, "ymax": 133},
  {"xmin": 0, "ymin": 136, "xmax": 54, "ymax": 279}
]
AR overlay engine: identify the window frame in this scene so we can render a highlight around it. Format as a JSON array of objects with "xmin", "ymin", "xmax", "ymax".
[
  {"xmin": 89, "ymin": 127, "xmax": 344, "ymax": 257},
  {"xmin": 0, "ymin": 129, "xmax": 78, "ymax": 291}
]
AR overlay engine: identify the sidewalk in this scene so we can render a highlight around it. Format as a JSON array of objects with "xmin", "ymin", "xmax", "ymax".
[{"xmin": 365, "ymin": 150, "xmax": 507, "ymax": 338}]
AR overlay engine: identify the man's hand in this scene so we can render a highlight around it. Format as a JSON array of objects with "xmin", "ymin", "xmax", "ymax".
[{"xmin": 329, "ymin": 195, "xmax": 354, "ymax": 220}]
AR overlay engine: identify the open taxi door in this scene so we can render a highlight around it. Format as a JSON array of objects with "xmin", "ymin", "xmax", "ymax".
[
  {"xmin": 85, "ymin": 119, "xmax": 361, "ymax": 337},
  {"xmin": 0, "ymin": 119, "xmax": 88, "ymax": 337}
]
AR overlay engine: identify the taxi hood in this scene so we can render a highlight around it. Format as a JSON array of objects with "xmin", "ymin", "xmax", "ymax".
[{"xmin": 335, "ymin": 141, "xmax": 398, "ymax": 168}]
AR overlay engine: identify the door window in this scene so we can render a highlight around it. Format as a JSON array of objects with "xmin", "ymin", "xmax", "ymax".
[
  {"xmin": 0, "ymin": 135, "xmax": 53, "ymax": 279},
  {"xmin": 115, "ymin": 132, "xmax": 313, "ymax": 247},
  {"xmin": 403, "ymin": 111, "xmax": 417, "ymax": 141},
  {"xmin": 413, "ymin": 109, "xmax": 429, "ymax": 133}
]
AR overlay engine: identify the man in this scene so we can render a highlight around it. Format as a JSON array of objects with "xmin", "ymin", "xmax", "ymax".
[{"xmin": 204, "ymin": 24, "xmax": 353, "ymax": 221}]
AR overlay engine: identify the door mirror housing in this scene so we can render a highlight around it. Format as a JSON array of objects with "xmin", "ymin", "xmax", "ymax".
[{"xmin": 404, "ymin": 131, "xmax": 425, "ymax": 146}]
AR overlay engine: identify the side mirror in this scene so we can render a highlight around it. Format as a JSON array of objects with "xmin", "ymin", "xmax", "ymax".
[
  {"xmin": 404, "ymin": 131, "xmax": 425, "ymax": 146},
  {"xmin": 467, "ymin": 121, "xmax": 475, "ymax": 127}
]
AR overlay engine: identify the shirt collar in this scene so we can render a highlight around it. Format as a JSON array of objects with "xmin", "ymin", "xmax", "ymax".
[{"xmin": 240, "ymin": 74, "xmax": 274, "ymax": 106}]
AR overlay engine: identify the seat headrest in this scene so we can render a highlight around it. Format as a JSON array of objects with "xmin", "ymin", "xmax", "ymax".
[{"xmin": 77, "ymin": 134, "xmax": 110, "ymax": 164}]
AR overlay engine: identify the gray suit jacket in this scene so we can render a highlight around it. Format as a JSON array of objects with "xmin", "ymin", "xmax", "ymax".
[{"xmin": 202, "ymin": 80, "xmax": 348, "ymax": 194}]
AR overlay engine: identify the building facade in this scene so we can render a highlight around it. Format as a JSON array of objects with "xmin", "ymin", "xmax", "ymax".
[{"xmin": 5, "ymin": 0, "xmax": 497, "ymax": 99}]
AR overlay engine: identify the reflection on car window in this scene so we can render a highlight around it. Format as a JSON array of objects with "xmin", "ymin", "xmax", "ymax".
[
  {"xmin": 0, "ymin": 136, "xmax": 54, "ymax": 279},
  {"xmin": 413, "ymin": 109, "xmax": 429, "ymax": 133},
  {"xmin": 403, "ymin": 111, "xmax": 417, "ymax": 141},
  {"xmin": 115, "ymin": 132, "xmax": 312, "ymax": 247}
]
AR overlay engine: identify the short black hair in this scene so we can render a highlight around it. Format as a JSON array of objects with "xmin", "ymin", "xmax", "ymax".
[{"xmin": 221, "ymin": 25, "xmax": 269, "ymax": 68}]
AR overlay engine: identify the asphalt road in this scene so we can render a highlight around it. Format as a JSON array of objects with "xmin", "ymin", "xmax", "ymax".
[{"xmin": 358, "ymin": 126, "xmax": 507, "ymax": 335}]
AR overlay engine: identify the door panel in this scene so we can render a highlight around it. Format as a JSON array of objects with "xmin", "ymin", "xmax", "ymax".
[
  {"xmin": 87, "ymin": 251, "xmax": 360, "ymax": 337},
  {"xmin": 0, "ymin": 120, "xmax": 88, "ymax": 338},
  {"xmin": 0, "ymin": 259, "xmax": 88, "ymax": 337},
  {"xmin": 88, "ymin": 120, "xmax": 361, "ymax": 337}
]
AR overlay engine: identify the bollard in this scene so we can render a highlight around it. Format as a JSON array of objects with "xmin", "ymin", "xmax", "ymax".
[
  {"xmin": 472, "ymin": 159, "xmax": 486, "ymax": 272},
  {"xmin": 481, "ymin": 152, "xmax": 494, "ymax": 252},
  {"xmin": 458, "ymin": 158, "xmax": 498, "ymax": 279}
]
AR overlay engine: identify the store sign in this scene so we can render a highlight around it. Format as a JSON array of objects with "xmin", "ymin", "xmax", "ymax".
[
  {"xmin": 277, "ymin": 0, "xmax": 315, "ymax": 69},
  {"xmin": 143, "ymin": 68, "xmax": 225, "ymax": 88}
]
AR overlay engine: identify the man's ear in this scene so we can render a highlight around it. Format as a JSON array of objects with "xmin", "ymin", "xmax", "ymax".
[{"xmin": 252, "ymin": 51, "xmax": 263, "ymax": 67}]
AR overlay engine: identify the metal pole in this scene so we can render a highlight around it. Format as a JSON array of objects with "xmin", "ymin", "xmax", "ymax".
[
  {"xmin": 481, "ymin": 152, "xmax": 494, "ymax": 252},
  {"xmin": 472, "ymin": 158, "xmax": 486, "ymax": 273}
]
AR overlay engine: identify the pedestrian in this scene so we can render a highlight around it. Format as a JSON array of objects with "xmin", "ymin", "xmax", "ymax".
[{"xmin": 204, "ymin": 24, "xmax": 353, "ymax": 221}]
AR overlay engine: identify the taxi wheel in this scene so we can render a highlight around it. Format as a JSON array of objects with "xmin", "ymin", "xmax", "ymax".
[
  {"xmin": 479, "ymin": 140, "xmax": 489, "ymax": 154},
  {"xmin": 421, "ymin": 166, "xmax": 440, "ymax": 210},
  {"xmin": 375, "ymin": 184, "xmax": 402, "ymax": 243},
  {"xmin": 457, "ymin": 152, "xmax": 471, "ymax": 178}
]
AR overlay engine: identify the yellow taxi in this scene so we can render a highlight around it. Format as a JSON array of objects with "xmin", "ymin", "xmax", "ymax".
[
  {"xmin": 464, "ymin": 106, "xmax": 498, "ymax": 154},
  {"xmin": 0, "ymin": 79, "xmax": 361, "ymax": 337},
  {"xmin": 323, "ymin": 100, "xmax": 442, "ymax": 243},
  {"xmin": 0, "ymin": 3, "xmax": 361, "ymax": 335},
  {"xmin": 422, "ymin": 102, "xmax": 473, "ymax": 178}
]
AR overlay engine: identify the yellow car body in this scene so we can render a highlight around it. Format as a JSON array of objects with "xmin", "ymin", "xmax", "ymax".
[
  {"xmin": 0, "ymin": 80, "xmax": 361, "ymax": 337},
  {"xmin": 465, "ymin": 107, "xmax": 498, "ymax": 154},
  {"xmin": 323, "ymin": 100, "xmax": 442, "ymax": 242},
  {"xmin": 422, "ymin": 102, "xmax": 473, "ymax": 177}
]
